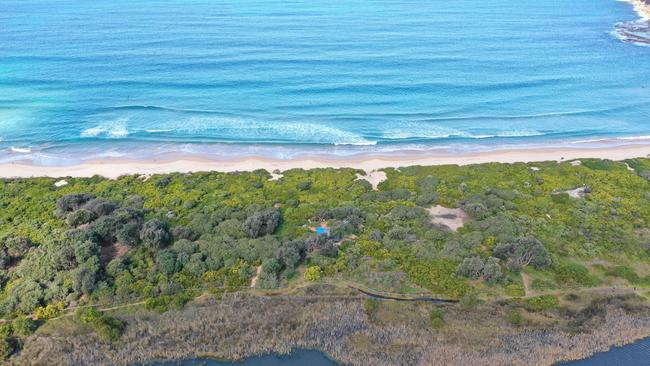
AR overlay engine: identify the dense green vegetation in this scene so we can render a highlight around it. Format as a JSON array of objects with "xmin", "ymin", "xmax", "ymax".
[{"xmin": 1, "ymin": 158, "xmax": 650, "ymax": 358}]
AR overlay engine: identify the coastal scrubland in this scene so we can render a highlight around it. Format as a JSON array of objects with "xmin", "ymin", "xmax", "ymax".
[{"xmin": 2, "ymin": 157, "xmax": 650, "ymax": 365}]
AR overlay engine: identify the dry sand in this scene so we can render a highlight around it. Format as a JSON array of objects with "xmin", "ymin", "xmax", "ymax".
[
  {"xmin": 558, "ymin": 186, "xmax": 589, "ymax": 199},
  {"xmin": 355, "ymin": 170, "xmax": 387, "ymax": 190},
  {"xmin": 1, "ymin": 144, "xmax": 650, "ymax": 179},
  {"xmin": 250, "ymin": 265, "xmax": 263, "ymax": 288},
  {"xmin": 625, "ymin": 0, "xmax": 650, "ymax": 20},
  {"xmin": 426, "ymin": 205, "xmax": 468, "ymax": 231}
]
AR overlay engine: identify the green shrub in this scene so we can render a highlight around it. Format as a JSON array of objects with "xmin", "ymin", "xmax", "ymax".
[
  {"xmin": 297, "ymin": 181, "xmax": 312, "ymax": 191},
  {"xmin": 581, "ymin": 159, "xmax": 619, "ymax": 171},
  {"xmin": 139, "ymin": 219, "xmax": 170, "ymax": 249},
  {"xmin": 605, "ymin": 266, "xmax": 640, "ymax": 283},
  {"xmin": 531, "ymin": 278, "xmax": 556, "ymax": 291},
  {"xmin": 0, "ymin": 337, "xmax": 14, "ymax": 360},
  {"xmin": 144, "ymin": 297, "xmax": 171, "ymax": 313},
  {"xmin": 551, "ymin": 193, "xmax": 570, "ymax": 204},
  {"xmin": 402, "ymin": 258, "xmax": 469, "ymax": 299},
  {"xmin": 66, "ymin": 209, "xmax": 97, "ymax": 227},
  {"xmin": 77, "ymin": 307, "xmax": 126, "ymax": 342},
  {"xmin": 304, "ymin": 266, "xmax": 321, "ymax": 282},
  {"xmin": 504, "ymin": 283, "xmax": 525, "ymax": 297},
  {"xmin": 363, "ymin": 298, "xmax": 379, "ymax": 316},
  {"xmin": 524, "ymin": 295, "xmax": 559, "ymax": 312},
  {"xmin": 94, "ymin": 316, "xmax": 126, "ymax": 342},
  {"xmin": 34, "ymin": 302, "xmax": 65, "ymax": 320},
  {"xmin": 554, "ymin": 262, "xmax": 599, "ymax": 287},
  {"xmin": 78, "ymin": 307, "xmax": 103, "ymax": 324},
  {"xmin": 459, "ymin": 291, "xmax": 480, "ymax": 309},
  {"xmin": 11, "ymin": 317, "xmax": 38, "ymax": 338},
  {"xmin": 415, "ymin": 192, "xmax": 438, "ymax": 207},
  {"xmin": 506, "ymin": 309, "xmax": 524, "ymax": 326},
  {"xmin": 429, "ymin": 308, "xmax": 445, "ymax": 329}
]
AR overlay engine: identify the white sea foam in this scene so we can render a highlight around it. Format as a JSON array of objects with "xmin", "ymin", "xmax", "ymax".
[
  {"xmin": 572, "ymin": 135, "xmax": 650, "ymax": 144},
  {"xmin": 81, "ymin": 126, "xmax": 105, "ymax": 137},
  {"xmin": 145, "ymin": 129, "xmax": 174, "ymax": 133},
  {"xmin": 176, "ymin": 117, "xmax": 376, "ymax": 146},
  {"xmin": 462, "ymin": 130, "xmax": 544, "ymax": 139},
  {"xmin": 334, "ymin": 140, "xmax": 378, "ymax": 146},
  {"xmin": 618, "ymin": 135, "xmax": 650, "ymax": 140},
  {"xmin": 81, "ymin": 118, "xmax": 130, "ymax": 138},
  {"xmin": 10, "ymin": 146, "xmax": 31, "ymax": 153},
  {"xmin": 108, "ymin": 123, "xmax": 129, "ymax": 137},
  {"xmin": 382, "ymin": 123, "xmax": 460, "ymax": 139},
  {"xmin": 571, "ymin": 138, "xmax": 610, "ymax": 144},
  {"xmin": 382, "ymin": 122, "xmax": 543, "ymax": 140},
  {"xmin": 495, "ymin": 130, "xmax": 544, "ymax": 137}
]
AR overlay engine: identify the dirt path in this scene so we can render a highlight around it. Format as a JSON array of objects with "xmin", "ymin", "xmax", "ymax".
[
  {"xmin": 3, "ymin": 276, "xmax": 644, "ymax": 324},
  {"xmin": 250, "ymin": 265, "xmax": 262, "ymax": 288},
  {"xmin": 521, "ymin": 272, "xmax": 532, "ymax": 297}
]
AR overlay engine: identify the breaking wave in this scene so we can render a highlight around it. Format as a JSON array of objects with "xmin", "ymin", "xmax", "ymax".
[
  {"xmin": 81, "ymin": 118, "xmax": 130, "ymax": 138},
  {"xmin": 10, "ymin": 146, "xmax": 31, "ymax": 153},
  {"xmin": 382, "ymin": 123, "xmax": 544, "ymax": 140}
]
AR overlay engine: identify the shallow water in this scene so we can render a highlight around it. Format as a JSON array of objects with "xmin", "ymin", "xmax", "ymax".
[
  {"xmin": 558, "ymin": 336, "xmax": 650, "ymax": 365},
  {"xmin": 149, "ymin": 349, "xmax": 338, "ymax": 366},
  {"xmin": 146, "ymin": 338, "xmax": 650, "ymax": 366},
  {"xmin": 1, "ymin": 0, "xmax": 650, "ymax": 164}
]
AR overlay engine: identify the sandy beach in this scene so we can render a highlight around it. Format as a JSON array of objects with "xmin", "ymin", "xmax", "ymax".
[
  {"xmin": 2, "ymin": 144, "xmax": 650, "ymax": 179},
  {"xmin": 626, "ymin": 0, "xmax": 650, "ymax": 20}
]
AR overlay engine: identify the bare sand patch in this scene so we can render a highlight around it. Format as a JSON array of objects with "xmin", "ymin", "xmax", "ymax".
[
  {"xmin": 250, "ymin": 265, "xmax": 262, "ymax": 288},
  {"xmin": 355, "ymin": 170, "xmax": 387, "ymax": 191},
  {"xmin": 426, "ymin": 205, "xmax": 468, "ymax": 231},
  {"xmin": 555, "ymin": 186, "xmax": 589, "ymax": 199},
  {"xmin": 269, "ymin": 172, "xmax": 283, "ymax": 181},
  {"xmin": 54, "ymin": 179, "xmax": 68, "ymax": 187}
]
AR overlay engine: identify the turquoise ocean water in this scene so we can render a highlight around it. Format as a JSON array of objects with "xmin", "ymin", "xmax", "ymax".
[{"xmin": 1, "ymin": 0, "xmax": 650, "ymax": 165}]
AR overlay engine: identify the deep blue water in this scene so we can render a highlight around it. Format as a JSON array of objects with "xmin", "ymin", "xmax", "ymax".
[{"xmin": 1, "ymin": 0, "xmax": 650, "ymax": 164}]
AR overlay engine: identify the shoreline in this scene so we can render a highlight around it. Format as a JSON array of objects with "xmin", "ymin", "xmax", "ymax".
[
  {"xmin": 2, "ymin": 144, "xmax": 650, "ymax": 179},
  {"xmin": 624, "ymin": 0, "xmax": 650, "ymax": 20}
]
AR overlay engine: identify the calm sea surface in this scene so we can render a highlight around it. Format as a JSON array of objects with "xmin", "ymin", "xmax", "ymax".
[{"xmin": 1, "ymin": 0, "xmax": 650, "ymax": 164}]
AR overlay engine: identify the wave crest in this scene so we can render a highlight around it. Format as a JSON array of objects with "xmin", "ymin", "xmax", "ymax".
[
  {"xmin": 81, "ymin": 118, "xmax": 130, "ymax": 138},
  {"xmin": 382, "ymin": 122, "xmax": 543, "ymax": 140},
  {"xmin": 10, "ymin": 146, "xmax": 31, "ymax": 153},
  {"xmin": 179, "ymin": 117, "xmax": 376, "ymax": 146}
]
